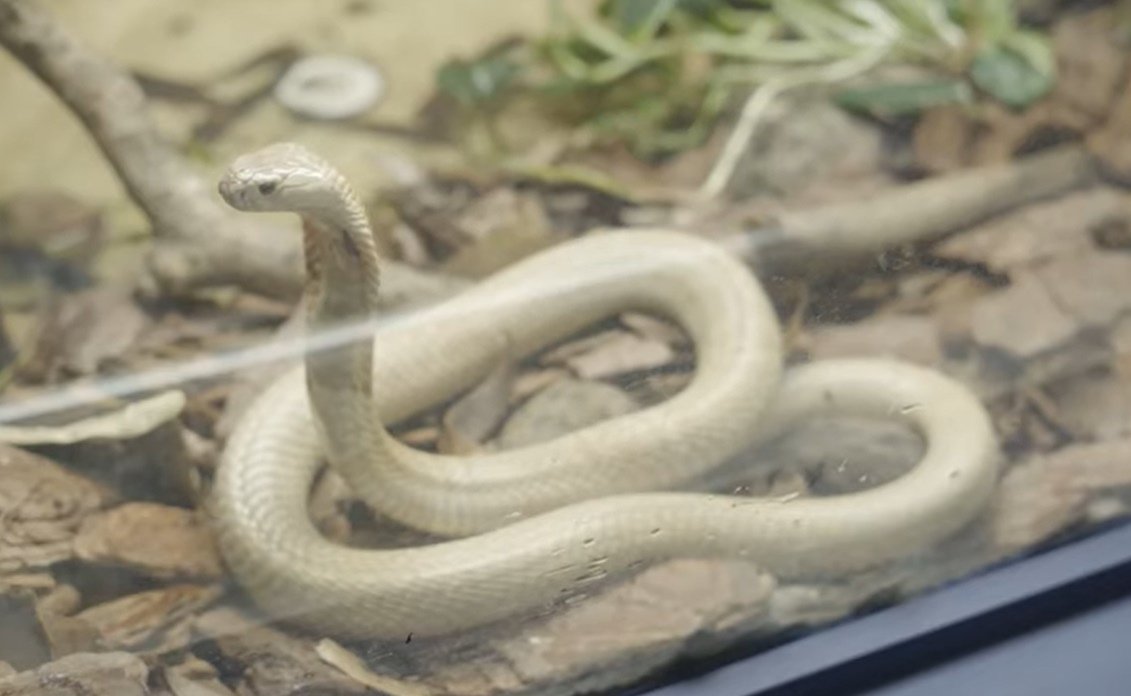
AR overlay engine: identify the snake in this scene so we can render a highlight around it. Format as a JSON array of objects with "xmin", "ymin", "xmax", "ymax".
[{"xmin": 210, "ymin": 142, "xmax": 1000, "ymax": 640}]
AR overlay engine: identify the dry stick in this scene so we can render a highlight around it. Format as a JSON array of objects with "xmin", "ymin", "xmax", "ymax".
[
  {"xmin": 732, "ymin": 144, "xmax": 1098, "ymax": 278},
  {"xmin": 0, "ymin": 0, "xmax": 465, "ymax": 306}
]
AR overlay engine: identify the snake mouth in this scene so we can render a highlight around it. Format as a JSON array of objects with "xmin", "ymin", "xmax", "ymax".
[{"xmin": 217, "ymin": 177, "xmax": 249, "ymax": 210}]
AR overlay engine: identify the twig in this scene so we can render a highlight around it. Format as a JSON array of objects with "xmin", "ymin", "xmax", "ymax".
[
  {"xmin": 724, "ymin": 143, "xmax": 1098, "ymax": 277},
  {"xmin": 0, "ymin": 391, "xmax": 184, "ymax": 445},
  {"xmin": 0, "ymin": 0, "xmax": 464, "ymax": 305},
  {"xmin": 699, "ymin": 48, "xmax": 888, "ymax": 200}
]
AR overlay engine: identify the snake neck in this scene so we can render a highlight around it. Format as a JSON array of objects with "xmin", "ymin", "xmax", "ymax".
[{"xmin": 297, "ymin": 172, "xmax": 383, "ymax": 452}]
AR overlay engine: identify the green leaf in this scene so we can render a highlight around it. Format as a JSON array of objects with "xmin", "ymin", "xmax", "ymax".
[
  {"xmin": 436, "ymin": 54, "xmax": 521, "ymax": 107},
  {"xmin": 600, "ymin": 0, "xmax": 678, "ymax": 41},
  {"xmin": 835, "ymin": 79, "xmax": 973, "ymax": 117},
  {"xmin": 969, "ymin": 40, "xmax": 1054, "ymax": 108}
]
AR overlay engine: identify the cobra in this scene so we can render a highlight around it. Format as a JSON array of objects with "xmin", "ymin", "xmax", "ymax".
[{"xmin": 210, "ymin": 142, "xmax": 999, "ymax": 639}]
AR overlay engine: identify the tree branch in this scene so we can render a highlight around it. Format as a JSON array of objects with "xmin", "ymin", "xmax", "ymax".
[{"xmin": 0, "ymin": 0, "xmax": 464, "ymax": 305}]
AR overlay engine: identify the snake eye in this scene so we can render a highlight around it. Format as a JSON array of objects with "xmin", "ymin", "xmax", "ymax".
[{"xmin": 257, "ymin": 180, "xmax": 278, "ymax": 195}]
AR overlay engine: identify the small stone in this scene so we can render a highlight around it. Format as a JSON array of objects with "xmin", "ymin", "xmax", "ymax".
[{"xmin": 274, "ymin": 54, "xmax": 384, "ymax": 120}]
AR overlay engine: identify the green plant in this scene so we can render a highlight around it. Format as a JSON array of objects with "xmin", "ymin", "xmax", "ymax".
[{"xmin": 435, "ymin": 0, "xmax": 1055, "ymax": 163}]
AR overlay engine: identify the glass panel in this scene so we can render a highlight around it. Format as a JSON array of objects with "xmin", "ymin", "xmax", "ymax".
[{"xmin": 0, "ymin": 2, "xmax": 1127, "ymax": 695}]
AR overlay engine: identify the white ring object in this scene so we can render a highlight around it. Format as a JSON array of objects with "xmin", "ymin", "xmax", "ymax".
[{"xmin": 274, "ymin": 54, "xmax": 384, "ymax": 120}]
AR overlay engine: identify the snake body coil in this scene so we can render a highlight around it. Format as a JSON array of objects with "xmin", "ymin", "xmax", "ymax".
[{"xmin": 211, "ymin": 143, "xmax": 999, "ymax": 639}]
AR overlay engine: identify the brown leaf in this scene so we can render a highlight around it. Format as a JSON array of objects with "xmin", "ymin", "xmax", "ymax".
[
  {"xmin": 497, "ymin": 379, "xmax": 637, "ymax": 450},
  {"xmin": 73, "ymin": 503, "xmax": 223, "ymax": 581},
  {"xmin": 912, "ymin": 105, "xmax": 976, "ymax": 174},
  {"xmin": 953, "ymin": 7, "xmax": 1128, "ymax": 168},
  {"xmin": 193, "ymin": 606, "xmax": 371, "ymax": 696},
  {"xmin": 510, "ymin": 367, "xmax": 570, "ymax": 403},
  {"xmin": 0, "ymin": 190, "xmax": 102, "ymax": 262},
  {"xmin": 25, "ymin": 288, "xmax": 149, "ymax": 381},
  {"xmin": 423, "ymin": 561, "xmax": 775, "ymax": 696},
  {"xmin": 437, "ymin": 358, "xmax": 516, "ymax": 455},
  {"xmin": 564, "ymin": 333, "xmax": 675, "ymax": 380},
  {"xmin": 805, "ymin": 314, "xmax": 942, "ymax": 366},
  {"xmin": 537, "ymin": 329, "xmax": 624, "ymax": 365},
  {"xmin": 992, "ymin": 439, "xmax": 1131, "ymax": 553},
  {"xmin": 1047, "ymin": 366, "xmax": 1131, "ymax": 441},
  {"xmin": 620, "ymin": 312, "xmax": 687, "ymax": 347},
  {"xmin": 163, "ymin": 657, "xmax": 238, "ymax": 696},
  {"xmin": 1052, "ymin": 6, "xmax": 1128, "ymax": 122},
  {"xmin": 441, "ymin": 188, "xmax": 560, "ymax": 278},
  {"xmin": 35, "ymin": 584, "xmax": 100, "ymax": 659},
  {"xmin": 1089, "ymin": 69, "xmax": 1131, "ymax": 185},
  {"xmin": 1033, "ymin": 251, "xmax": 1131, "ymax": 328},
  {"xmin": 315, "ymin": 639, "xmax": 433, "ymax": 696},
  {"xmin": 934, "ymin": 189, "xmax": 1127, "ymax": 273},
  {"xmin": 0, "ymin": 652, "xmax": 148, "ymax": 696},
  {"xmin": 75, "ymin": 584, "xmax": 223, "ymax": 651},
  {"xmin": 969, "ymin": 270, "xmax": 1080, "ymax": 359},
  {"xmin": 0, "ymin": 445, "xmax": 110, "ymax": 574}
]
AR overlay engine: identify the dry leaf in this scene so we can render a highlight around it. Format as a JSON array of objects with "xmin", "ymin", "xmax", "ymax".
[
  {"xmin": 0, "ymin": 445, "xmax": 110, "ymax": 573},
  {"xmin": 0, "ymin": 652, "xmax": 148, "ymax": 696},
  {"xmin": 0, "ymin": 391, "xmax": 185, "ymax": 446},
  {"xmin": 442, "ymin": 188, "xmax": 559, "ymax": 278},
  {"xmin": 73, "ymin": 502, "xmax": 223, "ymax": 581},
  {"xmin": 805, "ymin": 314, "xmax": 942, "ymax": 366},
  {"xmin": 308, "ymin": 469, "xmax": 353, "ymax": 542},
  {"xmin": 1089, "ymin": 68, "xmax": 1131, "ymax": 185},
  {"xmin": 497, "ymin": 379, "xmax": 638, "ymax": 450},
  {"xmin": 75, "ymin": 584, "xmax": 223, "ymax": 651},
  {"xmin": 162, "ymin": 656, "xmax": 237, "ymax": 696},
  {"xmin": 992, "ymin": 439, "xmax": 1131, "ymax": 552},
  {"xmin": 969, "ymin": 270, "xmax": 1080, "ymax": 359},
  {"xmin": 420, "ymin": 560, "xmax": 775, "ymax": 696},
  {"xmin": 934, "ymin": 189, "xmax": 1127, "ymax": 273},
  {"xmin": 0, "ymin": 190, "xmax": 102, "ymax": 263},
  {"xmin": 538, "ymin": 329, "xmax": 625, "ymax": 365},
  {"xmin": 1049, "ymin": 366, "xmax": 1131, "ymax": 440},
  {"xmin": 620, "ymin": 312, "xmax": 687, "ymax": 347},
  {"xmin": 437, "ymin": 358, "xmax": 515, "ymax": 455},
  {"xmin": 1031, "ymin": 251, "xmax": 1131, "ymax": 328},
  {"xmin": 1052, "ymin": 6, "xmax": 1128, "ymax": 121},
  {"xmin": 564, "ymin": 333, "xmax": 675, "ymax": 380},
  {"xmin": 316, "ymin": 639, "xmax": 433, "ymax": 696},
  {"xmin": 35, "ymin": 585, "xmax": 100, "ymax": 659},
  {"xmin": 27, "ymin": 288, "xmax": 149, "ymax": 380},
  {"xmin": 510, "ymin": 367, "xmax": 569, "ymax": 402},
  {"xmin": 0, "ymin": 573, "xmax": 54, "ymax": 593},
  {"xmin": 912, "ymin": 105, "xmax": 976, "ymax": 174},
  {"xmin": 193, "ymin": 606, "xmax": 370, "ymax": 696}
]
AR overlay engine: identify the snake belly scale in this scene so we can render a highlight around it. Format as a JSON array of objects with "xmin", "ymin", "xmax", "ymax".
[{"xmin": 210, "ymin": 143, "xmax": 999, "ymax": 639}]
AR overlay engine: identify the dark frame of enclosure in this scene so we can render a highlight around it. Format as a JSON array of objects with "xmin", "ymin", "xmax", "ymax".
[{"xmin": 634, "ymin": 518, "xmax": 1131, "ymax": 696}]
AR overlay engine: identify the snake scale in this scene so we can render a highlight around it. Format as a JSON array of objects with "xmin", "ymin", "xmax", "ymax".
[{"xmin": 210, "ymin": 143, "xmax": 999, "ymax": 640}]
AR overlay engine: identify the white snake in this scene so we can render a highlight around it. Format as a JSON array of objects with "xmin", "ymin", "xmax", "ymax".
[{"xmin": 210, "ymin": 142, "xmax": 999, "ymax": 640}]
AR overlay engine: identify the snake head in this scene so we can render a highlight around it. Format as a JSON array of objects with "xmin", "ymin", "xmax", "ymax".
[{"xmin": 217, "ymin": 142, "xmax": 339, "ymax": 215}]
